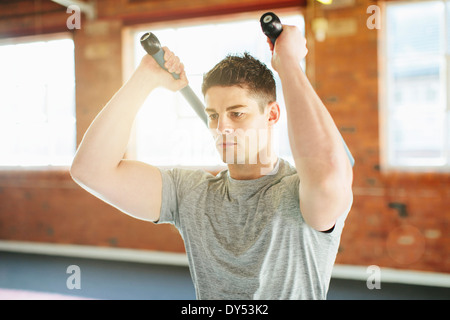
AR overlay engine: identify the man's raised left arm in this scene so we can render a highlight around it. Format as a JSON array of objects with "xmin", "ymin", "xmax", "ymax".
[{"xmin": 270, "ymin": 25, "xmax": 353, "ymax": 231}]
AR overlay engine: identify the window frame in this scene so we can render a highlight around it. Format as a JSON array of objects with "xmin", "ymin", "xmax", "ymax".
[
  {"xmin": 379, "ymin": 0, "xmax": 450, "ymax": 173},
  {"xmin": 122, "ymin": 8, "xmax": 303, "ymax": 170}
]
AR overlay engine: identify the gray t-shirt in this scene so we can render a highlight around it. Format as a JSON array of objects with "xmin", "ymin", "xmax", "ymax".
[{"xmin": 156, "ymin": 158, "xmax": 350, "ymax": 300}]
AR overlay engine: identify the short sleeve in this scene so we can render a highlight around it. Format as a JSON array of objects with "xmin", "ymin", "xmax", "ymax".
[
  {"xmin": 155, "ymin": 168, "xmax": 180, "ymax": 226},
  {"xmin": 155, "ymin": 167, "xmax": 211, "ymax": 227},
  {"xmin": 281, "ymin": 170, "xmax": 352, "ymax": 237}
]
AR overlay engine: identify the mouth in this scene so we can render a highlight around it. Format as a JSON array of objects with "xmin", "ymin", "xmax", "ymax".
[
  {"xmin": 215, "ymin": 134, "xmax": 238, "ymax": 148},
  {"xmin": 217, "ymin": 142, "xmax": 237, "ymax": 148}
]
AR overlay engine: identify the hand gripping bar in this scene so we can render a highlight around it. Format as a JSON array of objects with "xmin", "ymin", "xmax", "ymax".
[
  {"xmin": 140, "ymin": 32, "xmax": 208, "ymax": 126},
  {"xmin": 260, "ymin": 12, "xmax": 355, "ymax": 167}
]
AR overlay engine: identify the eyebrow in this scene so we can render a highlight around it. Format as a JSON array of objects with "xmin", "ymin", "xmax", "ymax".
[{"xmin": 205, "ymin": 105, "xmax": 248, "ymax": 113}]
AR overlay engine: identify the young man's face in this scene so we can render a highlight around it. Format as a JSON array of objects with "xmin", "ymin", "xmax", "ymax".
[{"xmin": 204, "ymin": 85, "xmax": 279, "ymax": 165}]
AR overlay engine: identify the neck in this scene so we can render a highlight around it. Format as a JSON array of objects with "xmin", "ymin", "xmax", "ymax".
[{"xmin": 227, "ymin": 153, "xmax": 278, "ymax": 180}]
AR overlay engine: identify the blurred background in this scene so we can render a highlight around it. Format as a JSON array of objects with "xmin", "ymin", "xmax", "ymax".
[{"xmin": 0, "ymin": 0, "xmax": 449, "ymax": 300}]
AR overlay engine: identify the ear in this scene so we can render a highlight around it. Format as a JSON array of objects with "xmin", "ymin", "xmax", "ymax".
[{"xmin": 267, "ymin": 102, "xmax": 280, "ymax": 126}]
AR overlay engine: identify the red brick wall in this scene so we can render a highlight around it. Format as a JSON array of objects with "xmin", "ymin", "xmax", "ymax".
[
  {"xmin": 0, "ymin": 169, "xmax": 184, "ymax": 251},
  {"xmin": 305, "ymin": 0, "xmax": 450, "ymax": 272},
  {"xmin": 0, "ymin": 0, "xmax": 449, "ymax": 274}
]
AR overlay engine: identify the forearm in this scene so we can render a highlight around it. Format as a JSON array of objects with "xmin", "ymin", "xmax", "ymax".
[
  {"xmin": 278, "ymin": 62, "xmax": 352, "ymax": 188},
  {"xmin": 71, "ymin": 67, "xmax": 156, "ymax": 179}
]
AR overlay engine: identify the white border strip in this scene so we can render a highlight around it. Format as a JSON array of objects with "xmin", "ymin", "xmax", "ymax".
[
  {"xmin": 332, "ymin": 264, "xmax": 450, "ymax": 288},
  {"xmin": 0, "ymin": 240, "xmax": 188, "ymax": 267},
  {"xmin": 1, "ymin": 240, "xmax": 449, "ymax": 288}
]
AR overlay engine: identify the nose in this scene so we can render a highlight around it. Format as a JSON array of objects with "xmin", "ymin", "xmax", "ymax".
[{"xmin": 216, "ymin": 116, "xmax": 234, "ymax": 135}]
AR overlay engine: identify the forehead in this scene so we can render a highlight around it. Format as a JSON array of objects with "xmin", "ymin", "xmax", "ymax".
[{"xmin": 204, "ymin": 86, "xmax": 259, "ymax": 111}]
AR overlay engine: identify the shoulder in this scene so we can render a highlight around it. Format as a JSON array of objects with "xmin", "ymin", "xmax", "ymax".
[
  {"xmin": 276, "ymin": 158, "xmax": 300, "ymax": 190},
  {"xmin": 159, "ymin": 167, "xmax": 223, "ymax": 193},
  {"xmin": 279, "ymin": 158, "xmax": 298, "ymax": 176},
  {"xmin": 159, "ymin": 166, "xmax": 214, "ymax": 182}
]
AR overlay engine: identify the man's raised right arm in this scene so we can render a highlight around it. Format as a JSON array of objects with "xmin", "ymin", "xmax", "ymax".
[{"xmin": 70, "ymin": 49, "xmax": 187, "ymax": 222}]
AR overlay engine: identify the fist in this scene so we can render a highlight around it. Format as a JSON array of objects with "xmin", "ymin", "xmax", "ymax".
[
  {"xmin": 138, "ymin": 47, "xmax": 188, "ymax": 92},
  {"xmin": 268, "ymin": 25, "xmax": 308, "ymax": 72}
]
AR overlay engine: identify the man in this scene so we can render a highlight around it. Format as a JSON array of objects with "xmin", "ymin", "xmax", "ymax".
[{"xmin": 71, "ymin": 24, "xmax": 353, "ymax": 299}]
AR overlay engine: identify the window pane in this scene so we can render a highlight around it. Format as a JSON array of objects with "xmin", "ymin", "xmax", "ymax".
[
  {"xmin": 386, "ymin": 1, "xmax": 446, "ymax": 167},
  {"xmin": 0, "ymin": 37, "xmax": 76, "ymax": 166},
  {"xmin": 133, "ymin": 14, "xmax": 304, "ymax": 166},
  {"xmin": 388, "ymin": 1, "xmax": 443, "ymax": 58}
]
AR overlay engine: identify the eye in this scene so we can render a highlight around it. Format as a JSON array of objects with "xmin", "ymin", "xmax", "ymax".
[
  {"xmin": 208, "ymin": 113, "xmax": 219, "ymax": 121},
  {"xmin": 231, "ymin": 112, "xmax": 244, "ymax": 118}
]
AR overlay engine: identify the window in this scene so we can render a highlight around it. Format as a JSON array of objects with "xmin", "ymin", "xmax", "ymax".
[
  {"xmin": 130, "ymin": 13, "xmax": 304, "ymax": 167},
  {"xmin": 382, "ymin": 1, "xmax": 450, "ymax": 170},
  {"xmin": 0, "ymin": 35, "xmax": 76, "ymax": 167}
]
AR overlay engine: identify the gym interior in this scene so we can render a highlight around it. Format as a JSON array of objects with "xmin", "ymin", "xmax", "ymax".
[{"xmin": 0, "ymin": 0, "xmax": 449, "ymax": 300}]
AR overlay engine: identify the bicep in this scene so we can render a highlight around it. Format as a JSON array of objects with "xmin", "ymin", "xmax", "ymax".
[
  {"xmin": 75, "ymin": 160, "xmax": 162, "ymax": 222},
  {"xmin": 299, "ymin": 180, "xmax": 353, "ymax": 232}
]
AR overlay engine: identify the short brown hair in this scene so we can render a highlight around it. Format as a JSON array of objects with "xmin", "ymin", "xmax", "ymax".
[{"xmin": 202, "ymin": 52, "xmax": 276, "ymax": 113}]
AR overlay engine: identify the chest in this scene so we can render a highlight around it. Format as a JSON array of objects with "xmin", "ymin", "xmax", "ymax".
[{"xmin": 179, "ymin": 185, "xmax": 301, "ymax": 256}]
